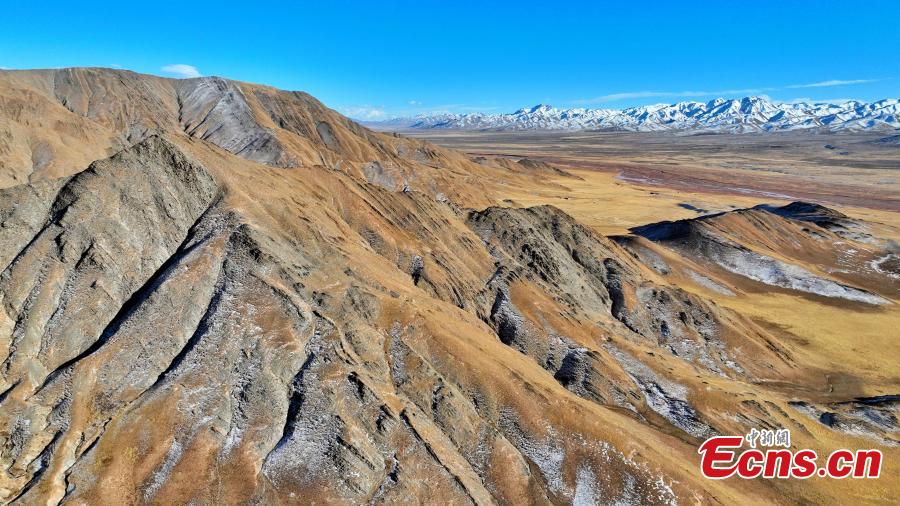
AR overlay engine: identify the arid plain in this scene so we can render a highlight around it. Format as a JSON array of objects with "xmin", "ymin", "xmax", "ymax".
[{"xmin": 402, "ymin": 129, "xmax": 900, "ymax": 221}]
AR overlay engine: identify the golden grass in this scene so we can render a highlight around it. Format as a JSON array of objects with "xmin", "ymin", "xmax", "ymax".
[
  {"xmin": 718, "ymin": 292, "xmax": 900, "ymax": 389},
  {"xmin": 502, "ymin": 168, "xmax": 770, "ymax": 235}
]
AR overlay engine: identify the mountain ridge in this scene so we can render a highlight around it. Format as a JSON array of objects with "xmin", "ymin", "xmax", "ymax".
[
  {"xmin": 0, "ymin": 68, "xmax": 898, "ymax": 504},
  {"xmin": 369, "ymin": 96, "xmax": 900, "ymax": 133}
]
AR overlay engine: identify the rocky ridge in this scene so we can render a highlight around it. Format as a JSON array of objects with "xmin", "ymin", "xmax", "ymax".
[{"xmin": 0, "ymin": 68, "xmax": 897, "ymax": 505}]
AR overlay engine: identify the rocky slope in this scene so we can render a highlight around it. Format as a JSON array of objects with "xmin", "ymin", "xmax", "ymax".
[
  {"xmin": 370, "ymin": 97, "xmax": 900, "ymax": 133},
  {"xmin": 0, "ymin": 68, "xmax": 898, "ymax": 505},
  {"xmin": 0, "ymin": 68, "xmax": 497, "ymax": 197},
  {"xmin": 628, "ymin": 204, "xmax": 895, "ymax": 305}
]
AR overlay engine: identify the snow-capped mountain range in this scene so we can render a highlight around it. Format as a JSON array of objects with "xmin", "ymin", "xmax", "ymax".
[{"xmin": 369, "ymin": 97, "xmax": 900, "ymax": 133}]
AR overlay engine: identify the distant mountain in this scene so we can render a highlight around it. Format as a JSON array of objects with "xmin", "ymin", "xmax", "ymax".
[{"xmin": 369, "ymin": 97, "xmax": 900, "ymax": 133}]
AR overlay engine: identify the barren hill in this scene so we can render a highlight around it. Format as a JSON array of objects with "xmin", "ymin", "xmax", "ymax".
[{"xmin": 0, "ymin": 68, "xmax": 897, "ymax": 505}]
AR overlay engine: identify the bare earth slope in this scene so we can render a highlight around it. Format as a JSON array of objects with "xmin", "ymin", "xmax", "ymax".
[{"xmin": 0, "ymin": 69, "xmax": 897, "ymax": 505}]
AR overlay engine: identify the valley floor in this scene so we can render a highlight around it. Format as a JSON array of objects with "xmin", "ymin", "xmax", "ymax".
[{"xmin": 405, "ymin": 130, "xmax": 900, "ymax": 215}]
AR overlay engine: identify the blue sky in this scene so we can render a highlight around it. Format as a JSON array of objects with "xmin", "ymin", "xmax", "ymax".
[{"xmin": 1, "ymin": 1, "xmax": 897, "ymax": 119}]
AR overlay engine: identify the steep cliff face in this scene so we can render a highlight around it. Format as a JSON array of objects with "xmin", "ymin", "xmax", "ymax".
[{"xmin": 0, "ymin": 69, "xmax": 897, "ymax": 505}]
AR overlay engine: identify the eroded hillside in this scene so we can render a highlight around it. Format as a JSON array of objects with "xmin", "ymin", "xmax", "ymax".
[{"xmin": 0, "ymin": 69, "xmax": 897, "ymax": 505}]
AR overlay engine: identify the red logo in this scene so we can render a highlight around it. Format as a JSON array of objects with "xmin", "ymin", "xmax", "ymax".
[{"xmin": 698, "ymin": 430, "xmax": 882, "ymax": 479}]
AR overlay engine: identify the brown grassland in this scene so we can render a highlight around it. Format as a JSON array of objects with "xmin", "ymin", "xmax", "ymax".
[{"xmin": 406, "ymin": 128, "xmax": 900, "ymax": 502}]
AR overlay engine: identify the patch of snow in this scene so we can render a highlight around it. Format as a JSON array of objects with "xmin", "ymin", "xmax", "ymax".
[
  {"xmin": 710, "ymin": 246, "xmax": 888, "ymax": 305},
  {"xmin": 143, "ymin": 438, "xmax": 184, "ymax": 501},
  {"xmin": 573, "ymin": 465, "xmax": 599, "ymax": 506},
  {"xmin": 685, "ymin": 269, "xmax": 735, "ymax": 296},
  {"xmin": 870, "ymin": 253, "xmax": 900, "ymax": 280},
  {"xmin": 606, "ymin": 345, "xmax": 714, "ymax": 438}
]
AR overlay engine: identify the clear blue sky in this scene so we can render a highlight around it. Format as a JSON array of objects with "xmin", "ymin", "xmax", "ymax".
[{"xmin": 1, "ymin": 1, "xmax": 897, "ymax": 119}]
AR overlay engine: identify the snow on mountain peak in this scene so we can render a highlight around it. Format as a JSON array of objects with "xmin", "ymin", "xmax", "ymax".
[{"xmin": 371, "ymin": 96, "xmax": 900, "ymax": 133}]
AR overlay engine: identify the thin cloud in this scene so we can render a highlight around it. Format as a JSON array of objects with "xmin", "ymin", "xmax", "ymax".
[
  {"xmin": 342, "ymin": 106, "xmax": 387, "ymax": 120},
  {"xmin": 786, "ymin": 79, "xmax": 877, "ymax": 89},
  {"xmin": 160, "ymin": 64, "xmax": 201, "ymax": 78},
  {"xmin": 356, "ymin": 103, "xmax": 501, "ymax": 120},
  {"xmin": 574, "ymin": 88, "xmax": 772, "ymax": 104},
  {"xmin": 573, "ymin": 79, "xmax": 881, "ymax": 106},
  {"xmin": 402, "ymin": 104, "xmax": 501, "ymax": 115},
  {"xmin": 408, "ymin": 100, "xmax": 422, "ymax": 106}
]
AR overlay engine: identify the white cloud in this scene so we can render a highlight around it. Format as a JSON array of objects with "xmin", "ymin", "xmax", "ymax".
[
  {"xmin": 160, "ymin": 64, "xmax": 201, "ymax": 78},
  {"xmin": 574, "ymin": 79, "xmax": 881, "ymax": 106},
  {"xmin": 109, "ymin": 63, "xmax": 123, "ymax": 69},
  {"xmin": 786, "ymin": 79, "xmax": 877, "ymax": 89},
  {"xmin": 342, "ymin": 106, "xmax": 387, "ymax": 120},
  {"xmin": 408, "ymin": 100, "xmax": 422, "ymax": 106},
  {"xmin": 574, "ymin": 88, "xmax": 772, "ymax": 104}
]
